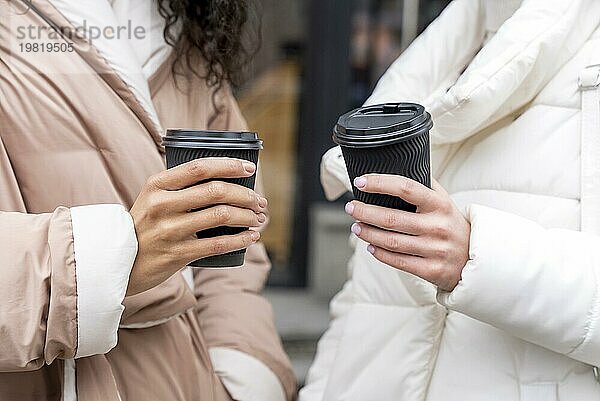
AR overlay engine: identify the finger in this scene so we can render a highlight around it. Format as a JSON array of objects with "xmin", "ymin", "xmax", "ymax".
[
  {"xmin": 184, "ymin": 230, "xmax": 260, "ymax": 261},
  {"xmin": 351, "ymin": 223, "xmax": 428, "ymax": 256},
  {"xmin": 354, "ymin": 174, "xmax": 440, "ymax": 212},
  {"xmin": 367, "ymin": 245, "xmax": 433, "ymax": 281},
  {"xmin": 346, "ymin": 201, "xmax": 429, "ymax": 235},
  {"xmin": 177, "ymin": 205, "xmax": 266, "ymax": 235},
  {"xmin": 170, "ymin": 181, "xmax": 267, "ymax": 213},
  {"xmin": 151, "ymin": 158, "xmax": 256, "ymax": 191}
]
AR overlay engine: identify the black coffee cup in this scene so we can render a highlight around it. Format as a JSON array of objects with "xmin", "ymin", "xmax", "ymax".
[
  {"xmin": 333, "ymin": 103, "xmax": 433, "ymax": 212},
  {"xmin": 163, "ymin": 129, "xmax": 263, "ymax": 268}
]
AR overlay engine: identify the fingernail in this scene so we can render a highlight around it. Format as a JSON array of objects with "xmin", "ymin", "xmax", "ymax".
[
  {"xmin": 257, "ymin": 213, "xmax": 267, "ymax": 223},
  {"xmin": 354, "ymin": 176, "xmax": 367, "ymax": 188},
  {"xmin": 345, "ymin": 202, "xmax": 354, "ymax": 214},
  {"xmin": 243, "ymin": 161, "xmax": 256, "ymax": 174},
  {"xmin": 351, "ymin": 223, "xmax": 361, "ymax": 235},
  {"xmin": 251, "ymin": 231, "xmax": 261, "ymax": 241},
  {"xmin": 258, "ymin": 196, "xmax": 268, "ymax": 208},
  {"xmin": 367, "ymin": 244, "xmax": 375, "ymax": 254}
]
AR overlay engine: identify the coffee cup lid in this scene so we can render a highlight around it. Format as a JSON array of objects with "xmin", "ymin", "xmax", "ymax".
[
  {"xmin": 333, "ymin": 103, "xmax": 432, "ymax": 148},
  {"xmin": 163, "ymin": 129, "xmax": 263, "ymax": 150}
]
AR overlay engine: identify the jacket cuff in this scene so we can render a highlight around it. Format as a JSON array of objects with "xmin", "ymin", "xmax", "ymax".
[
  {"xmin": 437, "ymin": 205, "xmax": 599, "ymax": 357},
  {"xmin": 71, "ymin": 204, "xmax": 138, "ymax": 358},
  {"xmin": 209, "ymin": 347, "xmax": 286, "ymax": 401},
  {"xmin": 320, "ymin": 146, "xmax": 352, "ymax": 201}
]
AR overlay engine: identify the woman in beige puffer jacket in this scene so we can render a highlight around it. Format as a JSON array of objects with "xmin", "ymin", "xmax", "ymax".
[{"xmin": 0, "ymin": 1, "xmax": 295, "ymax": 400}]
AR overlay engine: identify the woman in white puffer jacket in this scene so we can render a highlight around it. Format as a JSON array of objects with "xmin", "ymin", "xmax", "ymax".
[{"xmin": 300, "ymin": 1, "xmax": 600, "ymax": 400}]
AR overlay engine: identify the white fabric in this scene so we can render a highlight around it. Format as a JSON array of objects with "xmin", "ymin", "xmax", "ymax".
[
  {"xmin": 63, "ymin": 359, "xmax": 77, "ymax": 401},
  {"xmin": 579, "ymin": 63, "xmax": 600, "ymax": 234},
  {"xmin": 48, "ymin": 0, "xmax": 163, "ymax": 132},
  {"xmin": 209, "ymin": 348, "xmax": 286, "ymax": 401},
  {"xmin": 438, "ymin": 205, "xmax": 600, "ymax": 365},
  {"xmin": 482, "ymin": 0, "xmax": 522, "ymax": 33},
  {"xmin": 303, "ymin": 0, "xmax": 600, "ymax": 400},
  {"xmin": 181, "ymin": 266, "xmax": 195, "ymax": 290},
  {"xmin": 109, "ymin": 0, "xmax": 173, "ymax": 80},
  {"xmin": 520, "ymin": 383, "xmax": 558, "ymax": 401},
  {"xmin": 71, "ymin": 205, "xmax": 137, "ymax": 358},
  {"xmin": 320, "ymin": 146, "xmax": 351, "ymax": 201}
]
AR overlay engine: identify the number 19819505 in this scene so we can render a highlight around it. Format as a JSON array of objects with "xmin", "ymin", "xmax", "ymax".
[{"xmin": 19, "ymin": 42, "xmax": 74, "ymax": 53}]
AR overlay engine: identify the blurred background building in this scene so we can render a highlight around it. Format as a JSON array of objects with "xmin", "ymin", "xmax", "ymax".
[{"xmin": 235, "ymin": 0, "xmax": 451, "ymax": 384}]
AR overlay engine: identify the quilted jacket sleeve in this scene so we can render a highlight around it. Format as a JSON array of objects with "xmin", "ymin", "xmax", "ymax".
[
  {"xmin": 0, "ymin": 204, "xmax": 137, "ymax": 371},
  {"xmin": 0, "ymin": 208, "xmax": 78, "ymax": 371},
  {"xmin": 0, "ymin": 127, "xmax": 138, "ymax": 370},
  {"xmin": 438, "ymin": 205, "xmax": 600, "ymax": 367}
]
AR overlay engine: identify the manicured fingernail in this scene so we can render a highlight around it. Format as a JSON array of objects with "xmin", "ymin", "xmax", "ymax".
[
  {"xmin": 251, "ymin": 231, "xmax": 260, "ymax": 241},
  {"xmin": 345, "ymin": 202, "xmax": 354, "ymax": 214},
  {"xmin": 258, "ymin": 196, "xmax": 268, "ymax": 208},
  {"xmin": 367, "ymin": 244, "xmax": 375, "ymax": 254},
  {"xmin": 243, "ymin": 161, "xmax": 256, "ymax": 174},
  {"xmin": 351, "ymin": 223, "xmax": 361, "ymax": 235},
  {"xmin": 257, "ymin": 213, "xmax": 267, "ymax": 223},
  {"xmin": 354, "ymin": 176, "xmax": 367, "ymax": 188}
]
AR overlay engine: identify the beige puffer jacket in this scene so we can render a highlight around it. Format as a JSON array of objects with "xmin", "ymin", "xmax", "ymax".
[{"xmin": 0, "ymin": 1, "xmax": 296, "ymax": 400}]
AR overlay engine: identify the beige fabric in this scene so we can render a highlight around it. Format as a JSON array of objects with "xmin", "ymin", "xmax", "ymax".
[
  {"xmin": 0, "ymin": 0, "xmax": 296, "ymax": 400},
  {"xmin": 0, "ymin": 208, "xmax": 78, "ymax": 369}
]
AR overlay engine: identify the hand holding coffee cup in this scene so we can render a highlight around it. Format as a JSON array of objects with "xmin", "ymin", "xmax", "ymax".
[
  {"xmin": 164, "ymin": 129, "xmax": 264, "ymax": 268},
  {"xmin": 335, "ymin": 103, "xmax": 470, "ymax": 291},
  {"xmin": 344, "ymin": 176, "xmax": 470, "ymax": 291},
  {"xmin": 127, "ymin": 158, "xmax": 266, "ymax": 296}
]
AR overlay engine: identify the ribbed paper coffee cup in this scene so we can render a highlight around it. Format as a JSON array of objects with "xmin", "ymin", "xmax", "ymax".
[
  {"xmin": 163, "ymin": 129, "xmax": 263, "ymax": 268},
  {"xmin": 333, "ymin": 103, "xmax": 432, "ymax": 212}
]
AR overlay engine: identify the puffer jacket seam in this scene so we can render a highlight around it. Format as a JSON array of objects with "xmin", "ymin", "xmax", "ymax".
[
  {"xmin": 423, "ymin": 43, "xmax": 484, "ymax": 106},
  {"xmin": 528, "ymin": 103, "xmax": 580, "ymax": 111},
  {"xmin": 434, "ymin": 5, "xmax": 579, "ymax": 121},
  {"xmin": 450, "ymin": 188, "xmax": 579, "ymax": 202},
  {"xmin": 421, "ymin": 307, "xmax": 448, "ymax": 401},
  {"xmin": 567, "ymin": 257, "xmax": 600, "ymax": 356},
  {"xmin": 118, "ymin": 308, "xmax": 191, "ymax": 329},
  {"xmin": 351, "ymin": 300, "xmax": 438, "ymax": 308}
]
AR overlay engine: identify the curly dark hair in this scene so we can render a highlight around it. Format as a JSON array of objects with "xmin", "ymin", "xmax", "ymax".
[{"xmin": 157, "ymin": 0, "xmax": 259, "ymax": 89}]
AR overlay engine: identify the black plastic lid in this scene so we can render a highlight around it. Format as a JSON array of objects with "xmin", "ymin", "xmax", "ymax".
[
  {"xmin": 163, "ymin": 129, "xmax": 263, "ymax": 150},
  {"xmin": 333, "ymin": 103, "xmax": 432, "ymax": 148}
]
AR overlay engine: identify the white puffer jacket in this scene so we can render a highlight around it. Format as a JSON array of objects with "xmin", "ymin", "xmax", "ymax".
[{"xmin": 301, "ymin": 1, "xmax": 600, "ymax": 400}]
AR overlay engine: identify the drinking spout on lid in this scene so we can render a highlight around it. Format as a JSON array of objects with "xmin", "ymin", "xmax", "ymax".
[{"xmin": 382, "ymin": 104, "xmax": 400, "ymax": 113}]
